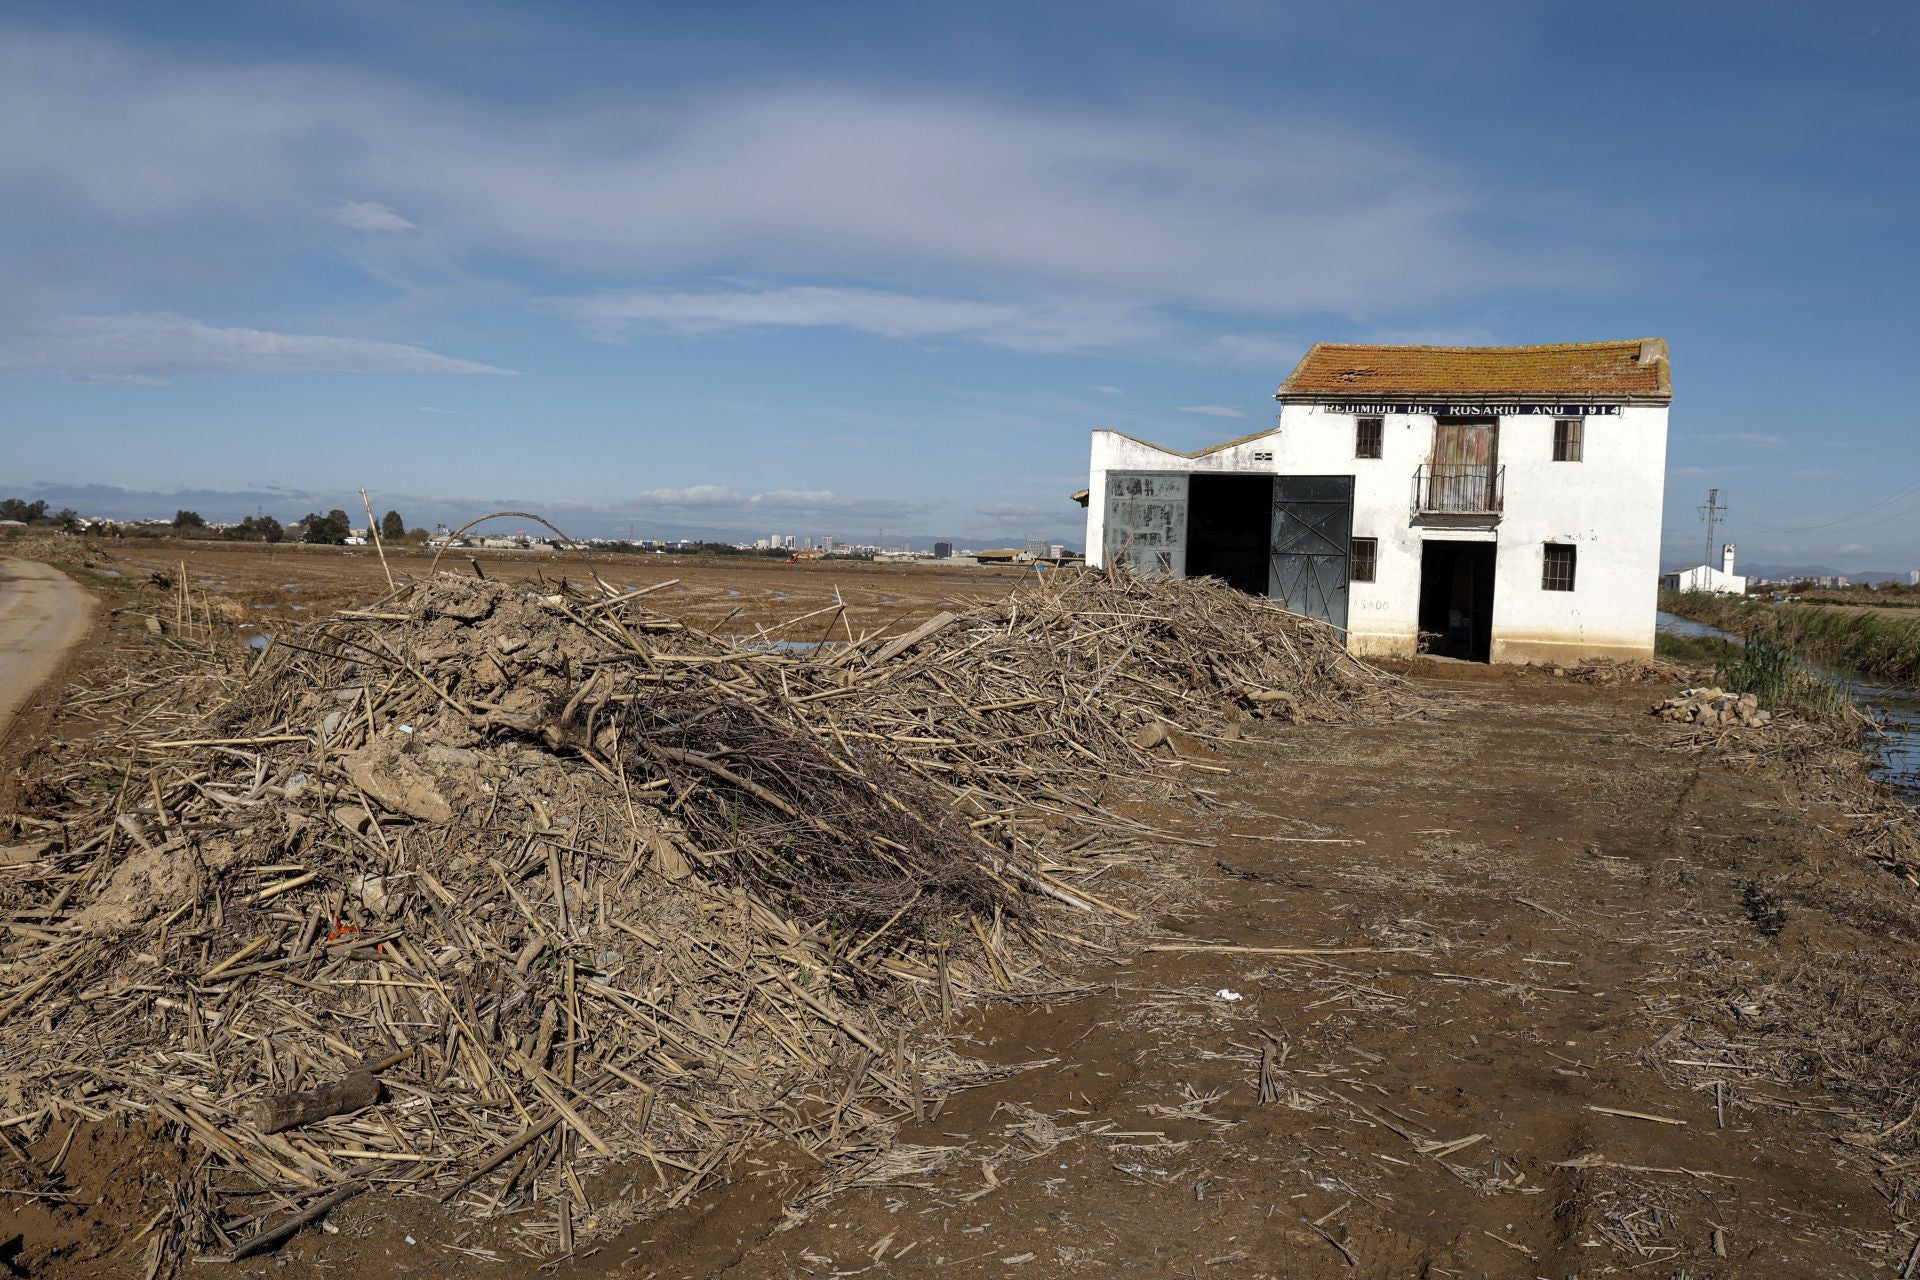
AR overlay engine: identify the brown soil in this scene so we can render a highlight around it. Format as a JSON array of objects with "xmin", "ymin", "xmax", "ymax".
[
  {"xmin": 4, "ymin": 552, "xmax": 1916, "ymax": 1278},
  {"xmin": 64, "ymin": 538, "xmax": 1024, "ymax": 633}
]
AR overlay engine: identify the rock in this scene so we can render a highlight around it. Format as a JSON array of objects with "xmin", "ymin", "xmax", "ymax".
[
  {"xmin": 351, "ymin": 873, "xmax": 395, "ymax": 915},
  {"xmin": 343, "ymin": 751, "xmax": 455, "ymax": 824},
  {"xmin": 333, "ymin": 805, "xmax": 374, "ymax": 835},
  {"xmin": 1653, "ymin": 684, "xmax": 1775, "ymax": 731},
  {"xmin": 432, "ymin": 591, "xmax": 494, "ymax": 623}
]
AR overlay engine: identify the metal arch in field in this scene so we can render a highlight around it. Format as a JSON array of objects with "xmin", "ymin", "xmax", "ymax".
[
  {"xmin": 427, "ymin": 509, "xmax": 613, "ymax": 594},
  {"xmin": 1269, "ymin": 476, "xmax": 1353, "ymax": 633}
]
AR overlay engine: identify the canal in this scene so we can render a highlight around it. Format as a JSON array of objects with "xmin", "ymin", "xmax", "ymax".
[{"xmin": 1657, "ymin": 610, "xmax": 1920, "ymax": 795}]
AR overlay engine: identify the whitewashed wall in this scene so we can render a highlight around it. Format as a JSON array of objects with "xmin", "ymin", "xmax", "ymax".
[{"xmin": 1086, "ymin": 401, "xmax": 1669, "ymax": 662}]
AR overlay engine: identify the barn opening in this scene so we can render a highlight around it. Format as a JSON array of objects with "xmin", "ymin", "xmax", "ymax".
[
  {"xmin": 1418, "ymin": 541, "xmax": 1496, "ymax": 661},
  {"xmin": 1185, "ymin": 474, "xmax": 1271, "ymax": 595}
]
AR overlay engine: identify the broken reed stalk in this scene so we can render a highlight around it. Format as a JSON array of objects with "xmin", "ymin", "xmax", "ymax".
[
  {"xmin": 358, "ymin": 485, "xmax": 394, "ymax": 593},
  {"xmin": 0, "ymin": 561, "xmax": 1402, "ymax": 1260}
]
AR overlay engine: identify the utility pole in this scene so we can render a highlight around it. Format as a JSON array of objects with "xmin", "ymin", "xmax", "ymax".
[{"xmin": 1698, "ymin": 488, "xmax": 1726, "ymax": 567}]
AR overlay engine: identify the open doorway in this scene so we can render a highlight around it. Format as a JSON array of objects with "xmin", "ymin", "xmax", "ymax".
[
  {"xmin": 1186, "ymin": 474, "xmax": 1272, "ymax": 595},
  {"xmin": 1418, "ymin": 541, "xmax": 1496, "ymax": 660}
]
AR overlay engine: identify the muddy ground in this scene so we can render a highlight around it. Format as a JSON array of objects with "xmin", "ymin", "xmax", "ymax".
[
  {"xmin": 38, "ymin": 538, "xmax": 1022, "ymax": 632},
  {"xmin": 4, "ymin": 546, "xmax": 1917, "ymax": 1278}
]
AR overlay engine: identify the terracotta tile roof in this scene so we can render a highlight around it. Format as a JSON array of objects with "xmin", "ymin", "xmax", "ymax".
[{"xmin": 1277, "ymin": 339, "xmax": 1671, "ymax": 402}]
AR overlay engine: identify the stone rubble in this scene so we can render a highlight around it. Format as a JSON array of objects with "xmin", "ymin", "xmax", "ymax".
[{"xmin": 1654, "ymin": 686, "xmax": 1772, "ymax": 728}]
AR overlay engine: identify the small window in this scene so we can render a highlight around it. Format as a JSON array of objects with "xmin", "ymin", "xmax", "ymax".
[
  {"xmin": 1542, "ymin": 543, "xmax": 1577, "ymax": 591},
  {"xmin": 1355, "ymin": 417, "xmax": 1383, "ymax": 459},
  {"xmin": 1553, "ymin": 417, "xmax": 1583, "ymax": 462},
  {"xmin": 1351, "ymin": 537, "xmax": 1378, "ymax": 583}
]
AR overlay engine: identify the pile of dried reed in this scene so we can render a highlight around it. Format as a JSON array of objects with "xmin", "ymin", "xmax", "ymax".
[{"xmin": 0, "ymin": 565, "xmax": 1392, "ymax": 1267}]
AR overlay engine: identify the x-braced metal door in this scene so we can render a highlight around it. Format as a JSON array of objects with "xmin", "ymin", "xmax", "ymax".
[
  {"xmin": 1269, "ymin": 475, "xmax": 1353, "ymax": 632},
  {"xmin": 1102, "ymin": 472, "xmax": 1188, "ymax": 577}
]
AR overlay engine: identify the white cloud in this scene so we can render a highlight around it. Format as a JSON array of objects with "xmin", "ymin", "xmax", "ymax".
[
  {"xmin": 752, "ymin": 489, "xmax": 844, "ymax": 507},
  {"xmin": 0, "ymin": 29, "xmax": 1611, "ymax": 337},
  {"xmin": 1836, "ymin": 542, "xmax": 1870, "ymax": 553},
  {"xmin": 1668, "ymin": 464, "xmax": 1754, "ymax": 478},
  {"xmin": 1199, "ymin": 333, "xmax": 1302, "ymax": 370},
  {"xmin": 538, "ymin": 286, "xmax": 1159, "ymax": 354},
  {"xmin": 1361, "ymin": 325, "xmax": 1497, "ymax": 347},
  {"xmin": 634, "ymin": 485, "xmax": 746, "ymax": 506},
  {"xmin": 626, "ymin": 484, "xmax": 923, "ymax": 525},
  {"xmin": 1698, "ymin": 431, "xmax": 1786, "ymax": 449},
  {"xmin": 335, "ymin": 200, "xmax": 416, "ymax": 232},
  {"xmin": 0, "ymin": 313, "xmax": 509, "ymax": 379},
  {"xmin": 1177, "ymin": 404, "xmax": 1247, "ymax": 419},
  {"xmin": 69, "ymin": 370, "xmax": 169, "ymax": 387},
  {"xmin": 1090, "ymin": 384, "xmax": 1124, "ymax": 398},
  {"xmin": 975, "ymin": 499, "xmax": 1077, "ymax": 525}
]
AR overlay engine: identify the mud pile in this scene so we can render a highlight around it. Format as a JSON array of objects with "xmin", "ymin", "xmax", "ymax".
[{"xmin": 0, "ymin": 567, "xmax": 1392, "ymax": 1264}]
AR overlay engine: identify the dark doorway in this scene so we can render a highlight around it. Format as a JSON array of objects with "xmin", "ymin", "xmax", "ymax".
[
  {"xmin": 1418, "ymin": 541, "xmax": 1496, "ymax": 660},
  {"xmin": 1186, "ymin": 474, "xmax": 1272, "ymax": 595}
]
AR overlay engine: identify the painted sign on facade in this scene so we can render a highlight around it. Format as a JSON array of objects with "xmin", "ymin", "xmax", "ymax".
[{"xmin": 1321, "ymin": 402, "xmax": 1622, "ymax": 417}]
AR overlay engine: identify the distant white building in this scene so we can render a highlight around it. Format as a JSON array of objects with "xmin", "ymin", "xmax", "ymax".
[
  {"xmin": 1661, "ymin": 544, "xmax": 1747, "ymax": 596},
  {"xmin": 1085, "ymin": 339, "xmax": 1673, "ymax": 663}
]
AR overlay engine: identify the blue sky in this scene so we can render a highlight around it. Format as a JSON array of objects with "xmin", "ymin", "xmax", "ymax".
[{"xmin": 3, "ymin": 1, "xmax": 1917, "ymax": 562}]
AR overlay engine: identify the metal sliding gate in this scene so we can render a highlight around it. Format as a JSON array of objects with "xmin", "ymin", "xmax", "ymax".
[
  {"xmin": 1102, "ymin": 472, "xmax": 1188, "ymax": 577},
  {"xmin": 1103, "ymin": 470, "xmax": 1353, "ymax": 633},
  {"xmin": 1267, "ymin": 475, "xmax": 1353, "ymax": 633}
]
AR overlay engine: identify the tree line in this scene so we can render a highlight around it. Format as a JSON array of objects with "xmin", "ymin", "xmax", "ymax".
[
  {"xmin": 1, "ymin": 497, "xmax": 421, "ymax": 546},
  {"xmin": 0, "ymin": 498, "xmax": 81, "ymax": 530}
]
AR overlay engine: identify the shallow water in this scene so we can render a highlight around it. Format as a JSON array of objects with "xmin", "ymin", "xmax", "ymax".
[{"xmin": 1657, "ymin": 610, "xmax": 1920, "ymax": 796}]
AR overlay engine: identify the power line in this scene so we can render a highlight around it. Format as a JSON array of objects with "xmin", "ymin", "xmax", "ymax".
[{"xmin": 1744, "ymin": 474, "xmax": 1920, "ymax": 533}]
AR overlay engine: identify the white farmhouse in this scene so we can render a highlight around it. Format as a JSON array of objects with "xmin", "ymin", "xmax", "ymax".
[
  {"xmin": 1085, "ymin": 339, "xmax": 1672, "ymax": 663},
  {"xmin": 1661, "ymin": 544, "xmax": 1747, "ymax": 596}
]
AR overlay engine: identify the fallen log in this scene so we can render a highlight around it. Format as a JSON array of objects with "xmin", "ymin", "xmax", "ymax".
[
  {"xmin": 245, "ymin": 1049, "xmax": 412, "ymax": 1134},
  {"xmin": 247, "ymin": 1071, "xmax": 380, "ymax": 1134}
]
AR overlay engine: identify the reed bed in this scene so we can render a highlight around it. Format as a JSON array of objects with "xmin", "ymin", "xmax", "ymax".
[{"xmin": 1663, "ymin": 589, "xmax": 1920, "ymax": 687}]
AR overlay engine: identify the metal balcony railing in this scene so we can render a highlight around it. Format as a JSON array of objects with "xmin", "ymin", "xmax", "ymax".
[{"xmin": 1413, "ymin": 464, "xmax": 1504, "ymax": 517}]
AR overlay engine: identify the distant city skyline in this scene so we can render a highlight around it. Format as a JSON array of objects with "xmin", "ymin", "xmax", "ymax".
[{"xmin": 4, "ymin": 2, "xmax": 1919, "ymax": 563}]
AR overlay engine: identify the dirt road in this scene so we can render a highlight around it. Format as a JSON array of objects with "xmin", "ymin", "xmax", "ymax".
[
  {"xmin": 547, "ymin": 669, "xmax": 1906, "ymax": 1278},
  {"xmin": 0, "ymin": 557, "xmax": 90, "ymax": 744}
]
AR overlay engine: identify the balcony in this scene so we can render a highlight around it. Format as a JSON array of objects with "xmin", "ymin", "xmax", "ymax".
[{"xmin": 1412, "ymin": 464, "xmax": 1504, "ymax": 519}]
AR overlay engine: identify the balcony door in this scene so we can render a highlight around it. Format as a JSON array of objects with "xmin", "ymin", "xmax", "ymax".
[{"xmin": 1428, "ymin": 416, "xmax": 1498, "ymax": 513}]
